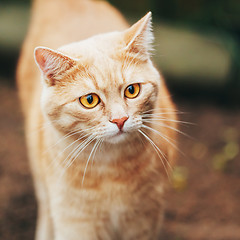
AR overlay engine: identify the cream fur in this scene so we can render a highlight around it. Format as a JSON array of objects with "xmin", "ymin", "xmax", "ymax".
[{"xmin": 17, "ymin": 1, "xmax": 177, "ymax": 239}]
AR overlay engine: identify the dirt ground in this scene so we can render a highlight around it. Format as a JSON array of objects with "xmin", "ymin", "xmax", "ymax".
[{"xmin": 0, "ymin": 80, "xmax": 239, "ymax": 240}]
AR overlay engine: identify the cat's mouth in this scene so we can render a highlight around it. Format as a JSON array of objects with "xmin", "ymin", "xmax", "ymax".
[
  {"xmin": 105, "ymin": 130, "xmax": 128, "ymax": 144},
  {"xmin": 116, "ymin": 130, "xmax": 124, "ymax": 135}
]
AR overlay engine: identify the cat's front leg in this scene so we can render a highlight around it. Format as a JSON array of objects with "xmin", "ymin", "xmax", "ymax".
[
  {"xmin": 53, "ymin": 221, "xmax": 115, "ymax": 240},
  {"xmin": 35, "ymin": 204, "xmax": 54, "ymax": 240},
  {"xmin": 30, "ymin": 161, "xmax": 54, "ymax": 240},
  {"xmin": 118, "ymin": 214, "xmax": 163, "ymax": 240}
]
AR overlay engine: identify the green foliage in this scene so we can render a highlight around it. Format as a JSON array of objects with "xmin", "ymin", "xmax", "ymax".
[
  {"xmin": 212, "ymin": 127, "xmax": 239, "ymax": 172},
  {"xmin": 171, "ymin": 166, "xmax": 188, "ymax": 192},
  {"xmin": 109, "ymin": 0, "xmax": 240, "ymax": 32},
  {"xmin": 108, "ymin": 0, "xmax": 151, "ymax": 14},
  {"xmin": 0, "ymin": 0, "xmax": 30, "ymax": 4}
]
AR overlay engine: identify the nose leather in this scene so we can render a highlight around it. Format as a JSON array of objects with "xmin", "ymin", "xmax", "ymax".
[{"xmin": 110, "ymin": 116, "xmax": 129, "ymax": 130}]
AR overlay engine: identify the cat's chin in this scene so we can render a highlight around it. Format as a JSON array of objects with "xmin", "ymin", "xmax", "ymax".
[{"xmin": 104, "ymin": 132, "xmax": 129, "ymax": 144}]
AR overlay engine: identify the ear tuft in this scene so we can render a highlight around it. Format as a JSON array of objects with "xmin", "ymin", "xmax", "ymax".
[
  {"xmin": 124, "ymin": 12, "xmax": 154, "ymax": 59},
  {"xmin": 34, "ymin": 47, "xmax": 76, "ymax": 85}
]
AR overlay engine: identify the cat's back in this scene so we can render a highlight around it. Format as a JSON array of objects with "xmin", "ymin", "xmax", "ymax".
[{"xmin": 17, "ymin": 0, "xmax": 128, "ymax": 115}]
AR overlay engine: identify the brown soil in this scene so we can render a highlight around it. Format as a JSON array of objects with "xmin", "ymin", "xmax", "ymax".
[{"xmin": 0, "ymin": 82, "xmax": 239, "ymax": 240}]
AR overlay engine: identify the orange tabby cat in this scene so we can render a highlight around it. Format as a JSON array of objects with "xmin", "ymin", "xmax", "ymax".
[{"xmin": 17, "ymin": 0, "xmax": 177, "ymax": 239}]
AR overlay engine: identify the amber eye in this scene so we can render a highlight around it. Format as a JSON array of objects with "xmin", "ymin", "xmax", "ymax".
[
  {"xmin": 124, "ymin": 83, "xmax": 140, "ymax": 99},
  {"xmin": 79, "ymin": 93, "xmax": 100, "ymax": 109}
]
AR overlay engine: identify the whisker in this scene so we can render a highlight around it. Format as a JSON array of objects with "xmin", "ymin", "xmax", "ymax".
[
  {"xmin": 142, "ymin": 123, "xmax": 178, "ymax": 144},
  {"xmin": 138, "ymin": 129, "xmax": 171, "ymax": 179},
  {"xmin": 142, "ymin": 116, "xmax": 194, "ymax": 126},
  {"xmin": 46, "ymin": 131, "xmax": 93, "ymax": 172},
  {"xmin": 142, "ymin": 124, "xmax": 184, "ymax": 156},
  {"xmin": 142, "ymin": 112, "xmax": 183, "ymax": 116},
  {"xmin": 64, "ymin": 134, "xmax": 96, "ymax": 169},
  {"xmin": 90, "ymin": 138, "xmax": 104, "ymax": 171},
  {"xmin": 142, "ymin": 119, "xmax": 192, "ymax": 139},
  {"xmin": 43, "ymin": 126, "xmax": 97, "ymax": 155},
  {"xmin": 56, "ymin": 135, "xmax": 96, "ymax": 184},
  {"xmin": 82, "ymin": 138, "xmax": 102, "ymax": 186},
  {"xmin": 142, "ymin": 108, "xmax": 185, "ymax": 115},
  {"xmin": 140, "ymin": 129, "xmax": 169, "ymax": 168}
]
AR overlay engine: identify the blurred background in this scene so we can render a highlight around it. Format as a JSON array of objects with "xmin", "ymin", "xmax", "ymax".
[{"xmin": 0, "ymin": 0, "xmax": 239, "ymax": 239}]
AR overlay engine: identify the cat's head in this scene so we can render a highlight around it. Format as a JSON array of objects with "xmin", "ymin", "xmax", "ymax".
[{"xmin": 35, "ymin": 12, "xmax": 161, "ymax": 144}]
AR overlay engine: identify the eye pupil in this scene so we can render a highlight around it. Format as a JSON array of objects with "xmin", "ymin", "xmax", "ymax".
[
  {"xmin": 86, "ymin": 95, "xmax": 93, "ymax": 104},
  {"xmin": 124, "ymin": 83, "xmax": 140, "ymax": 99},
  {"xmin": 80, "ymin": 93, "xmax": 100, "ymax": 109},
  {"xmin": 128, "ymin": 85, "xmax": 135, "ymax": 94}
]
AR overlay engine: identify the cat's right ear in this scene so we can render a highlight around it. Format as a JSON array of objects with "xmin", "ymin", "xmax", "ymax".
[
  {"xmin": 123, "ymin": 12, "xmax": 153, "ymax": 60},
  {"xmin": 34, "ymin": 47, "xmax": 77, "ymax": 86}
]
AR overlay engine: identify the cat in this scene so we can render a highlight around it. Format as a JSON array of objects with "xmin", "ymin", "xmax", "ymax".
[{"xmin": 17, "ymin": 0, "xmax": 177, "ymax": 239}]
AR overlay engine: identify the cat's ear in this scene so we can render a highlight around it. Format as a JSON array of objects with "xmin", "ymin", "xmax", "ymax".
[
  {"xmin": 124, "ymin": 12, "xmax": 153, "ymax": 59},
  {"xmin": 34, "ymin": 47, "xmax": 77, "ymax": 86}
]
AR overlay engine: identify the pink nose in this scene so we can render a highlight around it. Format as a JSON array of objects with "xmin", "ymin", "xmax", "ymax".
[{"xmin": 110, "ymin": 116, "xmax": 129, "ymax": 130}]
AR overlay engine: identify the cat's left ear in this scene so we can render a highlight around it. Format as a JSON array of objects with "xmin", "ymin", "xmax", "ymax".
[
  {"xmin": 124, "ymin": 12, "xmax": 153, "ymax": 60},
  {"xmin": 34, "ymin": 47, "xmax": 77, "ymax": 86}
]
